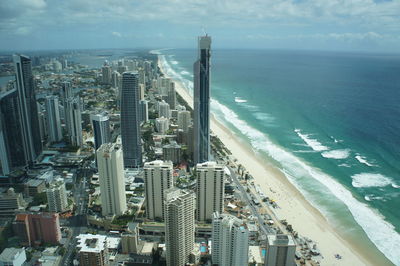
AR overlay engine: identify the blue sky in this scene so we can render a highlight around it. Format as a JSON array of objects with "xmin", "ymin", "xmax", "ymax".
[{"xmin": 0, "ymin": 0, "xmax": 399, "ymax": 52}]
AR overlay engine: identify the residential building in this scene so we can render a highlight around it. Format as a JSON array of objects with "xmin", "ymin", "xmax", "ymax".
[
  {"xmin": 0, "ymin": 248, "xmax": 26, "ymax": 266},
  {"xmin": 164, "ymin": 188, "xmax": 195, "ymax": 266},
  {"xmin": 12, "ymin": 213, "xmax": 61, "ymax": 246},
  {"xmin": 65, "ymin": 97, "xmax": 82, "ymax": 147},
  {"xmin": 45, "ymin": 96, "xmax": 62, "ymax": 142},
  {"xmin": 91, "ymin": 113, "xmax": 111, "ymax": 151},
  {"xmin": 158, "ymin": 101, "xmax": 170, "ymax": 119},
  {"xmin": 139, "ymin": 100, "xmax": 149, "ymax": 124},
  {"xmin": 196, "ymin": 161, "xmax": 224, "ymax": 222},
  {"xmin": 121, "ymin": 72, "xmax": 142, "ymax": 168},
  {"xmin": 177, "ymin": 110, "xmax": 191, "ymax": 133},
  {"xmin": 143, "ymin": 160, "xmax": 174, "ymax": 221},
  {"xmin": 162, "ymin": 141, "xmax": 181, "ymax": 165},
  {"xmin": 166, "ymin": 81, "xmax": 176, "ymax": 110},
  {"xmin": 76, "ymin": 234, "xmax": 108, "ymax": 266},
  {"xmin": 193, "ymin": 36, "xmax": 211, "ymax": 164},
  {"xmin": 13, "ymin": 54, "xmax": 42, "ymax": 164},
  {"xmin": 0, "ymin": 89, "xmax": 25, "ymax": 175},
  {"xmin": 155, "ymin": 117, "xmax": 169, "ymax": 134},
  {"xmin": 97, "ymin": 142, "xmax": 127, "ymax": 216},
  {"xmin": 212, "ymin": 212, "xmax": 249, "ymax": 266},
  {"xmin": 46, "ymin": 180, "xmax": 68, "ymax": 213},
  {"xmin": 265, "ymin": 234, "xmax": 296, "ymax": 266}
]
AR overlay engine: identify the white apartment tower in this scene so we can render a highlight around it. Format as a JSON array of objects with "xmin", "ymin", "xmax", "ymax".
[
  {"xmin": 158, "ymin": 101, "xmax": 170, "ymax": 119},
  {"xmin": 144, "ymin": 160, "xmax": 174, "ymax": 221},
  {"xmin": 196, "ymin": 161, "xmax": 224, "ymax": 222},
  {"xmin": 46, "ymin": 180, "xmax": 68, "ymax": 213},
  {"xmin": 97, "ymin": 142, "xmax": 127, "ymax": 216},
  {"xmin": 177, "ymin": 110, "xmax": 191, "ymax": 132},
  {"xmin": 212, "ymin": 212, "xmax": 249, "ymax": 266},
  {"xmin": 164, "ymin": 188, "xmax": 195, "ymax": 266},
  {"xmin": 265, "ymin": 234, "xmax": 296, "ymax": 266}
]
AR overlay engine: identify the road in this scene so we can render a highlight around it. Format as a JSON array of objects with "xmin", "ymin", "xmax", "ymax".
[
  {"xmin": 61, "ymin": 165, "xmax": 91, "ymax": 266},
  {"xmin": 227, "ymin": 166, "xmax": 275, "ymax": 235}
]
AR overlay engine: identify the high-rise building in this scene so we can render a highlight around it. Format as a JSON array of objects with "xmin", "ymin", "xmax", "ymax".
[
  {"xmin": 166, "ymin": 81, "xmax": 176, "ymax": 110},
  {"xmin": 121, "ymin": 72, "xmax": 142, "ymax": 168},
  {"xmin": 111, "ymin": 71, "xmax": 121, "ymax": 89},
  {"xmin": 177, "ymin": 110, "xmax": 191, "ymax": 133},
  {"xmin": 264, "ymin": 234, "xmax": 296, "ymax": 266},
  {"xmin": 101, "ymin": 63, "xmax": 112, "ymax": 85},
  {"xmin": 97, "ymin": 142, "xmax": 127, "ymax": 216},
  {"xmin": 13, "ymin": 54, "xmax": 42, "ymax": 164},
  {"xmin": 91, "ymin": 113, "xmax": 111, "ymax": 151},
  {"xmin": 196, "ymin": 161, "xmax": 224, "ymax": 222},
  {"xmin": 163, "ymin": 142, "xmax": 181, "ymax": 165},
  {"xmin": 0, "ymin": 89, "xmax": 25, "ymax": 175},
  {"xmin": 158, "ymin": 101, "xmax": 170, "ymax": 119},
  {"xmin": 164, "ymin": 188, "xmax": 195, "ymax": 266},
  {"xmin": 212, "ymin": 212, "xmax": 249, "ymax": 266},
  {"xmin": 139, "ymin": 100, "xmax": 149, "ymax": 124},
  {"xmin": 143, "ymin": 160, "xmax": 174, "ymax": 221},
  {"xmin": 12, "ymin": 213, "xmax": 61, "ymax": 246},
  {"xmin": 46, "ymin": 180, "xmax": 68, "ymax": 213},
  {"xmin": 193, "ymin": 36, "xmax": 211, "ymax": 164},
  {"xmin": 45, "ymin": 96, "xmax": 62, "ymax": 143},
  {"xmin": 76, "ymin": 234, "xmax": 108, "ymax": 266},
  {"xmin": 65, "ymin": 97, "xmax": 82, "ymax": 147},
  {"xmin": 155, "ymin": 117, "xmax": 169, "ymax": 134}
]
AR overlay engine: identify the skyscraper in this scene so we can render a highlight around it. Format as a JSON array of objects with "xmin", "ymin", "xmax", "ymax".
[
  {"xmin": 264, "ymin": 234, "xmax": 296, "ymax": 266},
  {"xmin": 13, "ymin": 54, "xmax": 42, "ymax": 164},
  {"xmin": 121, "ymin": 72, "xmax": 142, "ymax": 168},
  {"xmin": 166, "ymin": 81, "xmax": 176, "ymax": 110},
  {"xmin": 177, "ymin": 110, "xmax": 191, "ymax": 133},
  {"xmin": 164, "ymin": 188, "xmax": 195, "ymax": 266},
  {"xmin": 196, "ymin": 161, "xmax": 224, "ymax": 222},
  {"xmin": 91, "ymin": 113, "xmax": 111, "ymax": 151},
  {"xmin": 101, "ymin": 63, "xmax": 112, "ymax": 85},
  {"xmin": 139, "ymin": 100, "xmax": 149, "ymax": 124},
  {"xmin": 212, "ymin": 212, "xmax": 249, "ymax": 266},
  {"xmin": 193, "ymin": 36, "xmax": 211, "ymax": 164},
  {"xmin": 65, "ymin": 97, "xmax": 82, "ymax": 147},
  {"xmin": 45, "ymin": 96, "xmax": 62, "ymax": 143},
  {"xmin": 158, "ymin": 101, "xmax": 170, "ymax": 119},
  {"xmin": 97, "ymin": 142, "xmax": 127, "ymax": 216},
  {"xmin": 143, "ymin": 160, "xmax": 174, "ymax": 221},
  {"xmin": 0, "ymin": 89, "xmax": 25, "ymax": 175}
]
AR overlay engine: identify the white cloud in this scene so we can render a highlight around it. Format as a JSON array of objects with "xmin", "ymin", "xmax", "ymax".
[{"xmin": 112, "ymin": 31, "xmax": 122, "ymax": 37}]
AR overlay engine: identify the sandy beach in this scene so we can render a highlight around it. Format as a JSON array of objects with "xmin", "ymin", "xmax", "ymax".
[{"xmin": 157, "ymin": 56, "xmax": 391, "ymax": 266}]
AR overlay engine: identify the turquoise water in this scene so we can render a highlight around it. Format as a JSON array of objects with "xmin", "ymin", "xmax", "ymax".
[{"xmin": 160, "ymin": 49, "xmax": 400, "ymax": 265}]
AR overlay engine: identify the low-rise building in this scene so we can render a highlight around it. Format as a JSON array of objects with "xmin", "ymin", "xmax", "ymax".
[{"xmin": 0, "ymin": 248, "xmax": 26, "ymax": 266}]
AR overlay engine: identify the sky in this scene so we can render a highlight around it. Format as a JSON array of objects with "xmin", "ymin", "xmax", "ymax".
[{"xmin": 0, "ymin": 0, "xmax": 400, "ymax": 52}]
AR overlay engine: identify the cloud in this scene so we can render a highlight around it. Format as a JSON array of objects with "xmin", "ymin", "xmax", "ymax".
[
  {"xmin": 0, "ymin": 0, "xmax": 400, "ymax": 51},
  {"xmin": 112, "ymin": 31, "xmax": 122, "ymax": 37}
]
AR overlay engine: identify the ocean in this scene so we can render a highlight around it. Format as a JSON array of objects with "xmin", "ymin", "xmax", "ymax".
[{"xmin": 159, "ymin": 49, "xmax": 400, "ymax": 265}]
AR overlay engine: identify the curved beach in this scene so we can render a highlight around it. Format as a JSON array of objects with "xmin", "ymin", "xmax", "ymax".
[{"xmin": 157, "ymin": 55, "xmax": 393, "ymax": 266}]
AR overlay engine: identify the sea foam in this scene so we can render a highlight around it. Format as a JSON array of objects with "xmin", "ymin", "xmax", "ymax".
[
  {"xmin": 160, "ymin": 53, "xmax": 400, "ymax": 265},
  {"xmin": 321, "ymin": 149, "xmax": 351, "ymax": 159},
  {"xmin": 355, "ymin": 154, "xmax": 375, "ymax": 167},
  {"xmin": 234, "ymin": 96, "xmax": 247, "ymax": 103},
  {"xmin": 294, "ymin": 129, "xmax": 329, "ymax": 152},
  {"xmin": 352, "ymin": 173, "xmax": 394, "ymax": 188}
]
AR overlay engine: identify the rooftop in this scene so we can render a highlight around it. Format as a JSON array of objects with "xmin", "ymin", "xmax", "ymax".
[
  {"xmin": 0, "ymin": 248, "xmax": 25, "ymax": 262},
  {"xmin": 77, "ymin": 234, "xmax": 107, "ymax": 253}
]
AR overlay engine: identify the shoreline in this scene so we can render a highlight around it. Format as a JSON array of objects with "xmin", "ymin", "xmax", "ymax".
[{"xmin": 157, "ymin": 55, "xmax": 393, "ymax": 266}]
